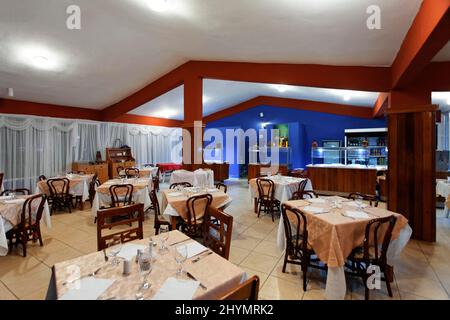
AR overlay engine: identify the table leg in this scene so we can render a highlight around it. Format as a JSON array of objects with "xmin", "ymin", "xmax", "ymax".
[
  {"xmin": 254, "ymin": 198, "xmax": 258, "ymax": 213},
  {"xmin": 170, "ymin": 216, "xmax": 178, "ymax": 230}
]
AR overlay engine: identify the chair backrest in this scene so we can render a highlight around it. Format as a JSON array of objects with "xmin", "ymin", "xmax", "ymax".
[
  {"xmin": 203, "ymin": 206, "xmax": 233, "ymax": 259},
  {"xmin": 0, "ymin": 173, "xmax": 3, "ymax": 188},
  {"xmin": 256, "ymin": 178, "xmax": 275, "ymax": 200},
  {"xmin": 1, "ymin": 188, "xmax": 31, "ymax": 196},
  {"xmin": 170, "ymin": 182, "xmax": 193, "ymax": 189},
  {"xmin": 291, "ymin": 190, "xmax": 318, "ymax": 200},
  {"xmin": 143, "ymin": 163, "xmax": 153, "ymax": 167},
  {"xmin": 109, "ymin": 184, "xmax": 134, "ymax": 207},
  {"xmin": 220, "ymin": 275, "xmax": 260, "ymax": 300},
  {"xmin": 116, "ymin": 166, "xmax": 125, "ymax": 177},
  {"xmin": 19, "ymin": 194, "xmax": 46, "ymax": 229},
  {"xmin": 185, "ymin": 194, "xmax": 212, "ymax": 234},
  {"xmin": 89, "ymin": 174, "xmax": 99, "ymax": 197},
  {"xmin": 215, "ymin": 182, "xmax": 228, "ymax": 193},
  {"xmin": 38, "ymin": 175, "xmax": 47, "ymax": 181},
  {"xmin": 149, "ymin": 189, "xmax": 161, "ymax": 216},
  {"xmin": 96, "ymin": 203, "xmax": 144, "ymax": 251},
  {"xmin": 362, "ymin": 215, "xmax": 397, "ymax": 265},
  {"xmin": 297, "ymin": 179, "xmax": 309, "ymax": 193},
  {"xmin": 47, "ymin": 178, "xmax": 70, "ymax": 196},
  {"xmin": 348, "ymin": 192, "xmax": 378, "ymax": 207},
  {"xmin": 281, "ymin": 204, "xmax": 309, "ymax": 254},
  {"xmin": 125, "ymin": 167, "xmax": 140, "ymax": 178}
]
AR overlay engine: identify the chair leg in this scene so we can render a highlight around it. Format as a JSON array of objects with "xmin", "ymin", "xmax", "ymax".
[
  {"xmin": 282, "ymin": 251, "xmax": 288, "ymax": 273},
  {"xmin": 36, "ymin": 226, "xmax": 43, "ymax": 246},
  {"xmin": 21, "ymin": 233, "xmax": 27, "ymax": 257},
  {"xmin": 270, "ymin": 204, "xmax": 274, "ymax": 222},
  {"xmin": 385, "ymin": 273, "xmax": 393, "ymax": 297},
  {"xmin": 302, "ymin": 261, "xmax": 308, "ymax": 291}
]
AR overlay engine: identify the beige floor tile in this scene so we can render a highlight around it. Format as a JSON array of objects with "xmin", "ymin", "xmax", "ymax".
[
  {"xmin": 239, "ymin": 266, "xmax": 269, "ymax": 287},
  {"xmin": 400, "ymin": 291, "xmax": 434, "ymax": 300},
  {"xmin": 396, "ymin": 275, "xmax": 449, "ymax": 300},
  {"xmin": 240, "ymin": 252, "xmax": 279, "ymax": 274},
  {"xmin": 21, "ymin": 286, "xmax": 48, "ymax": 300},
  {"xmin": 39, "ymin": 246, "xmax": 84, "ymax": 268},
  {"xmin": 259, "ymin": 276, "xmax": 303, "ymax": 300},
  {"xmin": 2, "ymin": 263, "xmax": 51, "ymax": 298},
  {"xmin": 253, "ymin": 240, "xmax": 283, "ymax": 258},
  {"xmin": 302, "ymin": 289, "xmax": 327, "ymax": 300},
  {"xmin": 231, "ymin": 234, "xmax": 262, "ymax": 251},
  {"xmin": 229, "ymin": 246, "xmax": 251, "ymax": 265},
  {"xmin": 0, "ymin": 281, "xmax": 17, "ymax": 300}
]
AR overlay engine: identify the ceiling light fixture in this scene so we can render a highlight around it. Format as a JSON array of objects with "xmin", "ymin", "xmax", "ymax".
[
  {"xmin": 344, "ymin": 95, "xmax": 351, "ymax": 101},
  {"xmin": 148, "ymin": 0, "xmax": 169, "ymax": 12},
  {"xmin": 154, "ymin": 108, "xmax": 177, "ymax": 119},
  {"xmin": 32, "ymin": 55, "xmax": 51, "ymax": 69},
  {"xmin": 275, "ymin": 85, "xmax": 289, "ymax": 93}
]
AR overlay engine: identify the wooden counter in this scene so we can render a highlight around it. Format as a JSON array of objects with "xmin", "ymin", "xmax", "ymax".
[
  {"xmin": 72, "ymin": 162, "xmax": 109, "ymax": 184},
  {"xmin": 307, "ymin": 165, "xmax": 380, "ymax": 196},
  {"xmin": 247, "ymin": 164, "xmax": 288, "ymax": 181}
]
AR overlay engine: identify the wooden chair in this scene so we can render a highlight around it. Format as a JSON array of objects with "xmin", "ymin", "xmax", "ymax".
[
  {"xmin": 203, "ymin": 206, "xmax": 233, "ymax": 259},
  {"xmin": 68, "ymin": 171, "xmax": 86, "ymax": 175},
  {"xmin": 296, "ymin": 179, "xmax": 309, "ymax": 193},
  {"xmin": 125, "ymin": 167, "xmax": 140, "ymax": 178},
  {"xmin": 149, "ymin": 189, "xmax": 172, "ymax": 235},
  {"xmin": 109, "ymin": 184, "xmax": 134, "ymax": 207},
  {"xmin": 0, "ymin": 173, "xmax": 3, "ymax": 189},
  {"xmin": 152, "ymin": 167, "xmax": 160, "ymax": 192},
  {"xmin": 88, "ymin": 174, "xmax": 100, "ymax": 207},
  {"xmin": 6, "ymin": 194, "xmax": 46, "ymax": 257},
  {"xmin": 47, "ymin": 178, "xmax": 73, "ymax": 214},
  {"xmin": 38, "ymin": 175, "xmax": 47, "ymax": 181},
  {"xmin": 281, "ymin": 204, "xmax": 326, "ymax": 291},
  {"xmin": 220, "ymin": 275, "xmax": 260, "ymax": 300},
  {"xmin": 256, "ymin": 178, "xmax": 280, "ymax": 222},
  {"xmin": 215, "ymin": 182, "xmax": 228, "ymax": 193},
  {"xmin": 1, "ymin": 188, "xmax": 31, "ymax": 196},
  {"xmin": 345, "ymin": 215, "xmax": 397, "ymax": 300},
  {"xmin": 182, "ymin": 194, "xmax": 212, "ymax": 238},
  {"xmin": 291, "ymin": 190, "xmax": 318, "ymax": 200},
  {"xmin": 170, "ymin": 182, "xmax": 193, "ymax": 189},
  {"xmin": 348, "ymin": 192, "xmax": 378, "ymax": 207},
  {"xmin": 96, "ymin": 204, "xmax": 144, "ymax": 251}
]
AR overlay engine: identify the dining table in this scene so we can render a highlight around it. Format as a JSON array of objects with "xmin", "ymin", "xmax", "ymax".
[
  {"xmin": 91, "ymin": 178, "xmax": 153, "ymax": 218},
  {"xmin": 278, "ymin": 196, "xmax": 412, "ymax": 300},
  {"xmin": 169, "ymin": 169, "xmax": 215, "ymax": 188},
  {"xmin": 0, "ymin": 194, "xmax": 52, "ymax": 256},
  {"xmin": 45, "ymin": 230, "xmax": 246, "ymax": 300},
  {"xmin": 161, "ymin": 187, "xmax": 232, "ymax": 229},
  {"xmin": 36, "ymin": 173, "xmax": 92, "ymax": 203},
  {"xmin": 119, "ymin": 166, "xmax": 159, "ymax": 178},
  {"xmin": 249, "ymin": 175, "xmax": 313, "ymax": 212}
]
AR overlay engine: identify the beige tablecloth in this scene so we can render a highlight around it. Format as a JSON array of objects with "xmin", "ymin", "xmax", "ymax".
[
  {"xmin": 36, "ymin": 174, "xmax": 92, "ymax": 201},
  {"xmin": 49, "ymin": 231, "xmax": 246, "ymax": 300},
  {"xmin": 161, "ymin": 188, "xmax": 231, "ymax": 221}
]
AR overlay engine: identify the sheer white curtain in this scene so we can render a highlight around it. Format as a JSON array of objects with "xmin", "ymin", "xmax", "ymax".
[{"xmin": 0, "ymin": 114, "xmax": 181, "ymax": 191}]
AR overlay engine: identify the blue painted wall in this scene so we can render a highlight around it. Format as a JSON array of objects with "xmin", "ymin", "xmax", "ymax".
[{"xmin": 206, "ymin": 105, "xmax": 387, "ymax": 176}]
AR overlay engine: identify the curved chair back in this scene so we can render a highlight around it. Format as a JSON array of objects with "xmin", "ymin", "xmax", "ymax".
[
  {"xmin": 281, "ymin": 204, "xmax": 309, "ymax": 255},
  {"xmin": 256, "ymin": 178, "xmax": 275, "ymax": 201},
  {"xmin": 19, "ymin": 194, "xmax": 46, "ymax": 229},
  {"xmin": 203, "ymin": 206, "xmax": 233, "ymax": 259},
  {"xmin": 362, "ymin": 216, "xmax": 397, "ymax": 265},
  {"xmin": 170, "ymin": 182, "xmax": 192, "ymax": 189},
  {"xmin": 38, "ymin": 175, "xmax": 47, "ymax": 181},
  {"xmin": 297, "ymin": 179, "xmax": 309, "ymax": 193},
  {"xmin": 109, "ymin": 184, "xmax": 134, "ymax": 207},
  {"xmin": 291, "ymin": 190, "xmax": 318, "ymax": 200},
  {"xmin": 47, "ymin": 178, "xmax": 70, "ymax": 197},
  {"xmin": 215, "ymin": 182, "xmax": 228, "ymax": 193},
  {"xmin": 348, "ymin": 192, "xmax": 378, "ymax": 207},
  {"xmin": 185, "ymin": 193, "xmax": 212, "ymax": 237},
  {"xmin": 125, "ymin": 167, "xmax": 140, "ymax": 178}
]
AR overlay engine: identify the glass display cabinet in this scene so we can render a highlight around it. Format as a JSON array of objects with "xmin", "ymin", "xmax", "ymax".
[{"xmin": 311, "ymin": 146, "xmax": 388, "ymax": 166}]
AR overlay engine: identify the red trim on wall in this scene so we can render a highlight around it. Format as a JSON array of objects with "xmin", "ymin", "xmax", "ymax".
[
  {"xmin": 113, "ymin": 114, "xmax": 182, "ymax": 127},
  {"xmin": 391, "ymin": 0, "xmax": 450, "ymax": 89},
  {"xmin": 372, "ymin": 93, "xmax": 389, "ymax": 118},
  {"xmin": 203, "ymin": 96, "xmax": 374, "ymax": 123}
]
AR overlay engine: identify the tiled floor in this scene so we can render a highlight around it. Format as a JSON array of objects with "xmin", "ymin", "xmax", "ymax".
[{"xmin": 1, "ymin": 179, "xmax": 450, "ymax": 300}]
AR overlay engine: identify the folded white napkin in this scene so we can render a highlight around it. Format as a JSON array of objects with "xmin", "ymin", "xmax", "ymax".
[
  {"xmin": 181, "ymin": 242, "xmax": 208, "ymax": 258},
  {"xmin": 58, "ymin": 277, "xmax": 115, "ymax": 300},
  {"xmin": 4, "ymin": 199, "xmax": 26, "ymax": 204},
  {"xmin": 307, "ymin": 198, "xmax": 327, "ymax": 204},
  {"xmin": 0, "ymin": 196, "xmax": 12, "ymax": 200},
  {"xmin": 116, "ymin": 244, "xmax": 146, "ymax": 260},
  {"xmin": 345, "ymin": 202, "xmax": 368, "ymax": 208},
  {"xmin": 343, "ymin": 210, "xmax": 370, "ymax": 219},
  {"xmin": 302, "ymin": 206, "xmax": 328, "ymax": 214},
  {"xmin": 152, "ymin": 277, "xmax": 199, "ymax": 300}
]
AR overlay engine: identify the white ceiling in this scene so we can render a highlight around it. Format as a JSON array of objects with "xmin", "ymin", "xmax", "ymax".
[
  {"xmin": 130, "ymin": 79, "xmax": 381, "ymax": 120},
  {"xmin": 433, "ymin": 92, "xmax": 450, "ymax": 111},
  {"xmin": 0, "ymin": 0, "xmax": 423, "ymax": 109}
]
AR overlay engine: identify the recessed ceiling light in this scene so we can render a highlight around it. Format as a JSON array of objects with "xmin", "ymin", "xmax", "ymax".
[
  {"xmin": 32, "ymin": 56, "xmax": 51, "ymax": 69},
  {"xmin": 344, "ymin": 95, "xmax": 351, "ymax": 101},
  {"xmin": 154, "ymin": 108, "xmax": 177, "ymax": 119},
  {"xmin": 148, "ymin": 0, "xmax": 169, "ymax": 12},
  {"xmin": 273, "ymin": 85, "xmax": 289, "ymax": 93},
  {"xmin": 15, "ymin": 45, "xmax": 63, "ymax": 71}
]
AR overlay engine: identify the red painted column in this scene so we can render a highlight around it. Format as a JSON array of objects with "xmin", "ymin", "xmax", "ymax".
[
  {"xmin": 183, "ymin": 75, "xmax": 204, "ymax": 168},
  {"xmin": 387, "ymin": 86, "xmax": 437, "ymax": 241}
]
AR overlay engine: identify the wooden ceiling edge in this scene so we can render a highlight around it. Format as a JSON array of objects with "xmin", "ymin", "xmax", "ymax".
[
  {"xmin": 387, "ymin": 104, "xmax": 439, "ymax": 114},
  {"xmin": 372, "ymin": 93, "xmax": 389, "ymax": 118},
  {"xmin": 203, "ymin": 96, "xmax": 375, "ymax": 124}
]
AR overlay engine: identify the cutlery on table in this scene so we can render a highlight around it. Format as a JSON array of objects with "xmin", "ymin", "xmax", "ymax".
[
  {"xmin": 192, "ymin": 251, "xmax": 213, "ymax": 263},
  {"xmin": 169, "ymin": 238, "xmax": 191, "ymax": 246},
  {"xmin": 62, "ymin": 266, "xmax": 104, "ymax": 286},
  {"xmin": 186, "ymin": 272, "xmax": 207, "ymax": 290}
]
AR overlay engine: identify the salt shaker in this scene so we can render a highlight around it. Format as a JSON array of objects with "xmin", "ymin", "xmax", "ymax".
[{"xmin": 123, "ymin": 259, "xmax": 131, "ymax": 275}]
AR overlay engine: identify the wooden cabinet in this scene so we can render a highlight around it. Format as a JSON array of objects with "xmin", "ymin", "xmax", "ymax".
[
  {"xmin": 307, "ymin": 166, "xmax": 378, "ymax": 196},
  {"xmin": 106, "ymin": 148, "xmax": 136, "ymax": 179},
  {"xmin": 247, "ymin": 164, "xmax": 288, "ymax": 181},
  {"xmin": 186, "ymin": 163, "xmax": 230, "ymax": 182},
  {"xmin": 72, "ymin": 162, "xmax": 109, "ymax": 184}
]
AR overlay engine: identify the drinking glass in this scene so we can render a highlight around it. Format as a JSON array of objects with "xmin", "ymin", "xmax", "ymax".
[
  {"xmin": 355, "ymin": 196, "xmax": 364, "ymax": 211},
  {"xmin": 106, "ymin": 235, "xmax": 122, "ymax": 265},
  {"xmin": 173, "ymin": 244, "xmax": 188, "ymax": 277},
  {"xmin": 159, "ymin": 229, "xmax": 170, "ymax": 254},
  {"xmin": 138, "ymin": 250, "xmax": 152, "ymax": 290}
]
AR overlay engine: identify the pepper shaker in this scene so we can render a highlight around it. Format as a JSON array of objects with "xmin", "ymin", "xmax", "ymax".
[{"xmin": 123, "ymin": 259, "xmax": 131, "ymax": 275}]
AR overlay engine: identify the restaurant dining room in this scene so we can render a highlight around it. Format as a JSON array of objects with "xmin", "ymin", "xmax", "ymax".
[{"xmin": 0, "ymin": 0, "xmax": 450, "ymax": 308}]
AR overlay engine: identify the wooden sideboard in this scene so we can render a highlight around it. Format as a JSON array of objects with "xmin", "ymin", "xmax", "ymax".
[
  {"xmin": 308, "ymin": 166, "xmax": 378, "ymax": 196},
  {"xmin": 184, "ymin": 163, "xmax": 230, "ymax": 182},
  {"xmin": 72, "ymin": 162, "xmax": 109, "ymax": 184},
  {"xmin": 106, "ymin": 148, "xmax": 136, "ymax": 179},
  {"xmin": 247, "ymin": 164, "xmax": 288, "ymax": 181}
]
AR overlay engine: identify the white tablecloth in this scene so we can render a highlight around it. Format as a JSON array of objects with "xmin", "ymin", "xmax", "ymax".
[
  {"xmin": 36, "ymin": 179, "xmax": 90, "ymax": 202},
  {"xmin": 0, "ymin": 201, "xmax": 51, "ymax": 256},
  {"xmin": 249, "ymin": 177, "xmax": 313, "ymax": 204},
  {"xmin": 436, "ymin": 179, "xmax": 450, "ymax": 217},
  {"xmin": 169, "ymin": 169, "xmax": 214, "ymax": 187},
  {"xmin": 91, "ymin": 188, "xmax": 152, "ymax": 218}
]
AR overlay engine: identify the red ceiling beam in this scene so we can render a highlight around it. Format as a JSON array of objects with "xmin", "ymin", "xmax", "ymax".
[
  {"xmin": 188, "ymin": 61, "xmax": 390, "ymax": 92},
  {"xmin": 203, "ymin": 96, "xmax": 373, "ymax": 123},
  {"xmin": 112, "ymin": 114, "xmax": 182, "ymax": 127},
  {"xmin": 101, "ymin": 62, "xmax": 190, "ymax": 121},
  {"xmin": 372, "ymin": 93, "xmax": 389, "ymax": 118},
  {"xmin": 0, "ymin": 98, "xmax": 102, "ymax": 121},
  {"xmin": 391, "ymin": 0, "xmax": 450, "ymax": 89}
]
